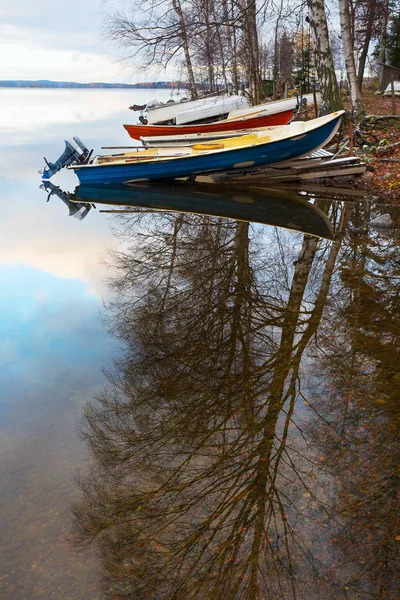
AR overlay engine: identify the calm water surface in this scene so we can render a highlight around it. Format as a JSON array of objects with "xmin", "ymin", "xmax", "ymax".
[{"xmin": 1, "ymin": 89, "xmax": 399, "ymax": 599}]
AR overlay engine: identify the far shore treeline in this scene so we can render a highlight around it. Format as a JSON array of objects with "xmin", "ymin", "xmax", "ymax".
[{"xmin": 0, "ymin": 80, "xmax": 190, "ymax": 89}]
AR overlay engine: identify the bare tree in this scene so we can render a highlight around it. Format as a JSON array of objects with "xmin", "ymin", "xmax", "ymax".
[
  {"xmin": 72, "ymin": 199, "xmax": 356, "ymax": 599},
  {"xmin": 307, "ymin": 199, "xmax": 400, "ymax": 598},
  {"xmin": 356, "ymin": 0, "xmax": 378, "ymax": 89},
  {"xmin": 105, "ymin": 0, "xmax": 198, "ymax": 97},
  {"xmin": 236, "ymin": 0, "xmax": 262, "ymax": 102},
  {"xmin": 339, "ymin": 0, "xmax": 366, "ymax": 120},
  {"xmin": 173, "ymin": 0, "xmax": 199, "ymax": 96},
  {"xmin": 307, "ymin": 0, "xmax": 344, "ymax": 111},
  {"xmin": 378, "ymin": 0, "xmax": 390, "ymax": 63}
]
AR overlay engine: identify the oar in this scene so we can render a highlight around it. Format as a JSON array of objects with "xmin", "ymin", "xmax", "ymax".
[{"xmin": 101, "ymin": 146, "xmax": 142, "ymax": 149}]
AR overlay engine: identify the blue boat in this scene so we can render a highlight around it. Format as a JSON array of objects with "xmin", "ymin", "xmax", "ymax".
[
  {"xmin": 41, "ymin": 111, "xmax": 344, "ymax": 186},
  {"xmin": 71, "ymin": 181, "xmax": 335, "ymax": 240}
]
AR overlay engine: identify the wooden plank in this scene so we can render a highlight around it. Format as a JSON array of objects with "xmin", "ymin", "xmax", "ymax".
[
  {"xmin": 276, "ymin": 183, "xmax": 366, "ymax": 198},
  {"xmin": 311, "ymin": 155, "xmax": 362, "ymax": 165},
  {"xmin": 209, "ymin": 154, "xmax": 366, "ymax": 183},
  {"xmin": 279, "ymin": 156, "xmax": 362, "ymax": 170},
  {"xmin": 260, "ymin": 165, "xmax": 367, "ymax": 182},
  {"xmin": 217, "ymin": 160, "xmax": 364, "ymax": 182},
  {"xmin": 308, "ymin": 148, "xmax": 334, "ymax": 158},
  {"xmin": 223, "ymin": 156, "xmax": 364, "ymax": 178},
  {"xmin": 268, "ymin": 148, "xmax": 334, "ymax": 167},
  {"xmin": 225, "ymin": 166, "xmax": 365, "ymax": 185},
  {"xmin": 194, "ymin": 176, "xmax": 366, "ymax": 198},
  {"xmin": 271, "ymin": 158, "xmax": 326, "ymax": 169},
  {"xmin": 291, "ymin": 156, "xmax": 363, "ymax": 170}
]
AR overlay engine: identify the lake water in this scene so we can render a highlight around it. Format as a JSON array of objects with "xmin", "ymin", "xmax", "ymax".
[{"xmin": 1, "ymin": 89, "xmax": 399, "ymax": 600}]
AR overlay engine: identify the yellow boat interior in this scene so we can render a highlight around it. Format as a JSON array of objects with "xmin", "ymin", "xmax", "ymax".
[{"xmin": 86, "ymin": 111, "xmax": 343, "ymax": 168}]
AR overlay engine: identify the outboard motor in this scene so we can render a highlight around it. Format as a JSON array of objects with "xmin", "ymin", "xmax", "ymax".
[
  {"xmin": 40, "ymin": 180, "xmax": 92, "ymax": 221},
  {"xmin": 72, "ymin": 136, "xmax": 91, "ymax": 158},
  {"xmin": 129, "ymin": 103, "xmax": 147, "ymax": 111},
  {"xmin": 39, "ymin": 137, "xmax": 92, "ymax": 180}
]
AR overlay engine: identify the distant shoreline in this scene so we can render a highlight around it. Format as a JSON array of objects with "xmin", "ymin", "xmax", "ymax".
[{"xmin": 0, "ymin": 80, "xmax": 189, "ymax": 90}]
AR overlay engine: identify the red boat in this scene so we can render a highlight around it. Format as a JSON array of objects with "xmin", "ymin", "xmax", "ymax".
[{"xmin": 123, "ymin": 107, "xmax": 294, "ymax": 141}]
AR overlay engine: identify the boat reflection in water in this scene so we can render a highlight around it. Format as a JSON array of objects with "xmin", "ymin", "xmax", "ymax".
[
  {"xmin": 68, "ymin": 192, "xmax": 400, "ymax": 599},
  {"xmin": 69, "ymin": 179, "xmax": 335, "ymax": 240},
  {"xmin": 40, "ymin": 180, "xmax": 92, "ymax": 220}
]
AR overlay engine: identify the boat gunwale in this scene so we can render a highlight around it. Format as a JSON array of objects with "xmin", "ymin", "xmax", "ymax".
[
  {"xmin": 227, "ymin": 92, "xmax": 321, "ymax": 119},
  {"xmin": 123, "ymin": 107, "xmax": 294, "ymax": 134},
  {"xmin": 72, "ymin": 111, "xmax": 344, "ymax": 171}
]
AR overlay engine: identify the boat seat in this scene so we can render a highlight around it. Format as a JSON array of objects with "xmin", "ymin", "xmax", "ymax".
[
  {"xmin": 157, "ymin": 148, "xmax": 192, "ymax": 157},
  {"xmin": 191, "ymin": 142, "xmax": 225, "ymax": 150},
  {"xmin": 222, "ymin": 133, "xmax": 260, "ymax": 148}
]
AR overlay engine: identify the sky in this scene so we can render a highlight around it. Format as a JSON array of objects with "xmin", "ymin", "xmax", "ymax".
[{"xmin": 0, "ymin": 0, "xmax": 175, "ymax": 83}]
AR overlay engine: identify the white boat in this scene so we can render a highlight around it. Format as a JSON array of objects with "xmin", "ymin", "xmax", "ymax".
[
  {"xmin": 227, "ymin": 92, "xmax": 321, "ymax": 119},
  {"xmin": 174, "ymin": 95, "xmax": 250, "ymax": 125},
  {"xmin": 146, "ymin": 96, "xmax": 217, "ymax": 124},
  {"xmin": 146, "ymin": 94, "xmax": 250, "ymax": 125},
  {"xmin": 41, "ymin": 110, "xmax": 345, "ymax": 185},
  {"xmin": 383, "ymin": 81, "xmax": 400, "ymax": 95}
]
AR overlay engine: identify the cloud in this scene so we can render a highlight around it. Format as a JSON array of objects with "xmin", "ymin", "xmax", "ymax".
[
  {"xmin": 0, "ymin": 22, "xmax": 102, "ymax": 52},
  {"xmin": 0, "ymin": 208, "xmax": 113, "ymax": 299},
  {"xmin": 0, "ymin": 1, "xmax": 180, "ymax": 83},
  {"xmin": 0, "ymin": 0, "xmax": 108, "ymax": 33},
  {"xmin": 0, "ymin": 339, "xmax": 18, "ymax": 365},
  {"xmin": 0, "ymin": 25, "xmax": 129, "ymax": 82},
  {"xmin": 0, "ymin": 264, "xmax": 119, "ymax": 410},
  {"xmin": 0, "ymin": 0, "xmax": 181, "ymax": 83},
  {"xmin": 0, "ymin": 158, "xmax": 114, "ymax": 299},
  {"xmin": 0, "ymin": 82, "xmax": 179, "ymax": 303},
  {"xmin": 0, "ymin": 86, "xmax": 140, "ymax": 136}
]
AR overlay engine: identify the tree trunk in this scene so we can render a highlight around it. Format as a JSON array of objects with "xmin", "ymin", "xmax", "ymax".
[
  {"xmin": 307, "ymin": 0, "xmax": 344, "ymax": 112},
  {"xmin": 273, "ymin": 18, "xmax": 279, "ymax": 85},
  {"xmin": 231, "ymin": 0, "xmax": 240, "ymax": 93},
  {"xmin": 241, "ymin": 0, "xmax": 262, "ymax": 104},
  {"xmin": 357, "ymin": 0, "xmax": 377, "ymax": 90},
  {"xmin": 211, "ymin": 2, "xmax": 229, "ymax": 91},
  {"xmin": 338, "ymin": 0, "xmax": 365, "ymax": 121},
  {"xmin": 249, "ymin": 2, "xmax": 261, "ymax": 103},
  {"xmin": 222, "ymin": 0, "xmax": 239, "ymax": 92},
  {"xmin": 378, "ymin": 0, "xmax": 389, "ymax": 63},
  {"xmin": 172, "ymin": 0, "xmax": 198, "ymax": 99}
]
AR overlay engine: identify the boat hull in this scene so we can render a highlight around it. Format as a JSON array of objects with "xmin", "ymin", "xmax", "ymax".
[
  {"xmin": 72, "ymin": 113, "xmax": 343, "ymax": 186},
  {"xmin": 228, "ymin": 92, "xmax": 320, "ymax": 119},
  {"xmin": 146, "ymin": 94, "xmax": 249, "ymax": 124},
  {"xmin": 124, "ymin": 108, "xmax": 294, "ymax": 140},
  {"xmin": 175, "ymin": 95, "xmax": 249, "ymax": 125},
  {"xmin": 145, "ymin": 96, "xmax": 211, "ymax": 124},
  {"xmin": 73, "ymin": 182, "xmax": 334, "ymax": 239}
]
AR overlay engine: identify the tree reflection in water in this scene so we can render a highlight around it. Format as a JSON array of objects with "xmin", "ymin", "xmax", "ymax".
[
  {"xmin": 306, "ymin": 202, "xmax": 400, "ymax": 599},
  {"xmin": 72, "ymin": 201, "xmax": 399, "ymax": 599}
]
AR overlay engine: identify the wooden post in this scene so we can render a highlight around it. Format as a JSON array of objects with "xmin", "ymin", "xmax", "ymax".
[
  {"xmin": 391, "ymin": 75, "xmax": 396, "ymax": 115},
  {"xmin": 313, "ymin": 84, "xmax": 318, "ymax": 118},
  {"xmin": 272, "ymin": 81, "xmax": 276, "ymax": 101},
  {"xmin": 300, "ymin": 82, "xmax": 303, "ymax": 102},
  {"xmin": 284, "ymin": 81, "xmax": 288, "ymax": 99},
  {"xmin": 348, "ymin": 119, "xmax": 354, "ymax": 156}
]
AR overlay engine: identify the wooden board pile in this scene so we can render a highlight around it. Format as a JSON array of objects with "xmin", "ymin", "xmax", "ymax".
[{"xmin": 212, "ymin": 149, "xmax": 366, "ymax": 185}]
